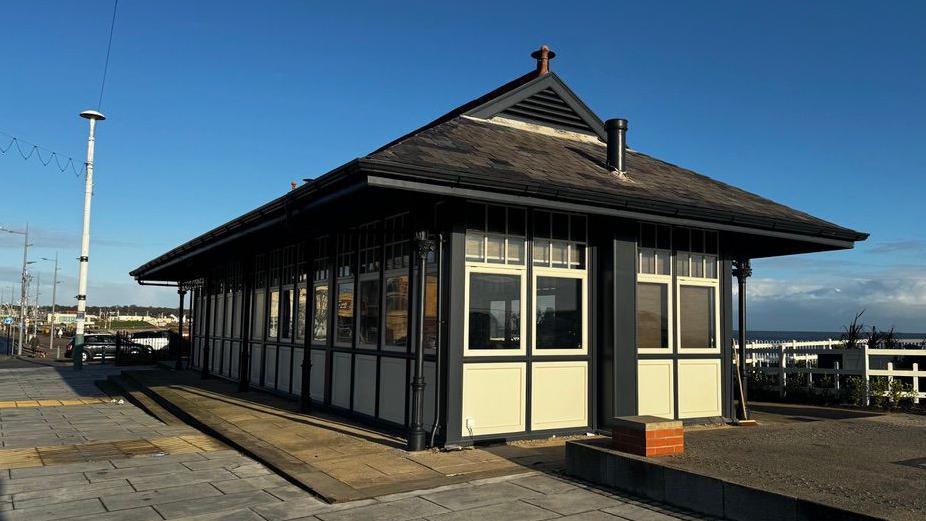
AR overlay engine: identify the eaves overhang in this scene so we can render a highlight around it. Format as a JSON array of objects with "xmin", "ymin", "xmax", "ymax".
[{"xmin": 357, "ymin": 158, "xmax": 869, "ymax": 248}]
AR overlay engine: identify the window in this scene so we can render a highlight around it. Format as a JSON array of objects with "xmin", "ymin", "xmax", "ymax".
[
  {"xmin": 357, "ymin": 278, "xmax": 379, "ymax": 347},
  {"xmin": 423, "ymin": 269, "xmax": 439, "ymax": 351},
  {"xmin": 675, "ymin": 228, "xmax": 718, "ymax": 279},
  {"xmin": 466, "ymin": 271, "xmax": 522, "ymax": 351},
  {"xmin": 532, "ymin": 211, "xmax": 586, "ymax": 269},
  {"xmin": 638, "ymin": 223, "xmax": 671, "ymax": 275},
  {"xmin": 535, "ymin": 276, "xmax": 583, "ymax": 350},
  {"xmin": 312, "ymin": 283, "xmax": 328, "ymax": 343},
  {"xmin": 359, "ymin": 221, "xmax": 380, "ymax": 274},
  {"xmin": 251, "ymin": 290, "xmax": 265, "ymax": 340},
  {"xmin": 383, "ymin": 274, "xmax": 408, "ymax": 348},
  {"xmin": 679, "ymin": 286, "xmax": 715, "ymax": 350},
  {"xmin": 465, "ymin": 202, "xmax": 526, "ymax": 265},
  {"xmin": 280, "ymin": 288, "xmax": 293, "ymax": 340},
  {"xmin": 637, "ymin": 282, "xmax": 669, "ymax": 350},
  {"xmin": 335, "ymin": 282, "xmax": 354, "ymax": 345},
  {"xmin": 296, "ymin": 286, "xmax": 307, "ymax": 340},
  {"xmin": 269, "ymin": 290, "xmax": 280, "ymax": 338}
]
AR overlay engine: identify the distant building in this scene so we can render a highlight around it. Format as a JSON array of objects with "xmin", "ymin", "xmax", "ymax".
[{"xmin": 46, "ymin": 313, "xmax": 97, "ymax": 326}]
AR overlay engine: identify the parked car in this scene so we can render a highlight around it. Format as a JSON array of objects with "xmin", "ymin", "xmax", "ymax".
[
  {"xmin": 65, "ymin": 334, "xmax": 149, "ymax": 362},
  {"xmin": 131, "ymin": 330, "xmax": 171, "ymax": 352}
]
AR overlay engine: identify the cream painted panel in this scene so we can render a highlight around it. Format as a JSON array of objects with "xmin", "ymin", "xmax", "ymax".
[
  {"xmin": 331, "ymin": 352, "xmax": 352, "ymax": 409},
  {"xmin": 637, "ymin": 359, "xmax": 674, "ymax": 419},
  {"xmin": 379, "ymin": 357, "xmax": 407, "ymax": 424},
  {"xmin": 278, "ymin": 346, "xmax": 292, "ymax": 394},
  {"xmin": 678, "ymin": 359, "xmax": 722, "ymax": 418},
  {"xmin": 353, "ymin": 355, "xmax": 377, "ymax": 416},
  {"xmin": 310, "ymin": 349, "xmax": 326, "ymax": 400},
  {"xmin": 249, "ymin": 345, "xmax": 262, "ymax": 384},
  {"xmin": 264, "ymin": 345, "xmax": 277, "ymax": 389},
  {"xmin": 462, "ymin": 363, "xmax": 526, "ymax": 437},
  {"xmin": 531, "ymin": 361, "xmax": 588, "ymax": 431},
  {"xmin": 292, "ymin": 348, "xmax": 304, "ymax": 395},
  {"xmin": 406, "ymin": 361, "xmax": 437, "ymax": 430}
]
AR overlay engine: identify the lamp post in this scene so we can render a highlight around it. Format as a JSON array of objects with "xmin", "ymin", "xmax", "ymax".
[
  {"xmin": 1, "ymin": 225, "xmax": 32, "ymax": 356},
  {"xmin": 40, "ymin": 254, "xmax": 61, "ymax": 359},
  {"xmin": 407, "ymin": 231, "xmax": 434, "ymax": 452},
  {"xmin": 73, "ymin": 110, "xmax": 105, "ymax": 370}
]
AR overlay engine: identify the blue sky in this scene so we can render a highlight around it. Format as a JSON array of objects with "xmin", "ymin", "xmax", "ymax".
[{"xmin": 0, "ymin": 1, "xmax": 923, "ymax": 331}]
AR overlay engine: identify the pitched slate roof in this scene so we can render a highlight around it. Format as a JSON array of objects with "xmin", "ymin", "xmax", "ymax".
[{"xmin": 366, "ymin": 76, "xmax": 866, "ymax": 243}]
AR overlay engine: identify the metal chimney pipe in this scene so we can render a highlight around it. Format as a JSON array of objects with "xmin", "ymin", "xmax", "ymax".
[{"xmin": 605, "ymin": 118, "xmax": 628, "ymax": 173}]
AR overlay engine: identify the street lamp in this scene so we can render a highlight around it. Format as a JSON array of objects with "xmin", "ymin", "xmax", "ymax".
[
  {"xmin": 40, "ymin": 254, "xmax": 61, "ymax": 359},
  {"xmin": 0, "ymin": 225, "xmax": 32, "ymax": 356},
  {"xmin": 73, "ymin": 109, "xmax": 105, "ymax": 370}
]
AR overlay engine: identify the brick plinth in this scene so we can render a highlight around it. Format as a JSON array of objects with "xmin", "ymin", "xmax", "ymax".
[{"xmin": 612, "ymin": 415, "xmax": 684, "ymax": 457}]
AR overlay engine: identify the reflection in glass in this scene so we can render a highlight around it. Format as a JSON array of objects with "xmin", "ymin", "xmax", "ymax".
[
  {"xmin": 424, "ymin": 272, "xmax": 438, "ymax": 349},
  {"xmin": 680, "ymin": 285, "xmax": 715, "ymax": 349},
  {"xmin": 312, "ymin": 284, "xmax": 328, "ymax": 343},
  {"xmin": 251, "ymin": 291, "xmax": 265, "ymax": 340},
  {"xmin": 336, "ymin": 282, "xmax": 354, "ymax": 344},
  {"xmin": 268, "ymin": 290, "xmax": 280, "ymax": 338},
  {"xmin": 637, "ymin": 282, "xmax": 668, "ymax": 349},
  {"xmin": 280, "ymin": 289, "xmax": 293, "ymax": 339},
  {"xmin": 536, "ymin": 277, "xmax": 582, "ymax": 349},
  {"xmin": 468, "ymin": 273, "xmax": 520, "ymax": 349},
  {"xmin": 296, "ymin": 287, "xmax": 306, "ymax": 340},
  {"xmin": 358, "ymin": 279, "xmax": 380, "ymax": 346},
  {"xmin": 384, "ymin": 275, "xmax": 408, "ymax": 348}
]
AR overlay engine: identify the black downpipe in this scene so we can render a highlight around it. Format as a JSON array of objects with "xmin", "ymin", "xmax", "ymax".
[{"xmin": 429, "ymin": 233, "xmax": 444, "ymax": 448}]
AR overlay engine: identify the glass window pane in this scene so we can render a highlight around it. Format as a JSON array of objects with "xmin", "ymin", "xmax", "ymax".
[
  {"xmin": 468, "ymin": 273, "xmax": 521, "ymax": 349},
  {"xmin": 486, "ymin": 235, "xmax": 505, "ymax": 263},
  {"xmin": 552, "ymin": 213, "xmax": 569, "ymax": 240},
  {"xmin": 691, "ymin": 254, "xmax": 704, "ymax": 278},
  {"xmin": 569, "ymin": 244, "xmax": 586, "ymax": 269},
  {"xmin": 507, "ymin": 238, "xmax": 524, "ymax": 265},
  {"xmin": 384, "ymin": 275, "xmax": 408, "ymax": 348},
  {"xmin": 424, "ymin": 272, "xmax": 439, "ymax": 350},
  {"xmin": 536, "ymin": 276, "xmax": 582, "ymax": 349},
  {"xmin": 508, "ymin": 208, "xmax": 526, "ymax": 236},
  {"xmin": 280, "ymin": 289, "xmax": 293, "ymax": 339},
  {"xmin": 640, "ymin": 249, "xmax": 655, "ymax": 274},
  {"xmin": 465, "ymin": 233, "xmax": 485, "ymax": 261},
  {"xmin": 533, "ymin": 241, "xmax": 549, "ymax": 266},
  {"xmin": 691, "ymin": 230, "xmax": 705, "ymax": 253},
  {"xmin": 673, "ymin": 227, "xmax": 690, "ymax": 252},
  {"xmin": 705, "ymin": 256, "xmax": 717, "ymax": 279},
  {"xmin": 534, "ymin": 211, "xmax": 551, "ymax": 239},
  {"xmin": 637, "ymin": 282, "xmax": 668, "ymax": 349},
  {"xmin": 656, "ymin": 251, "xmax": 669, "ymax": 275},
  {"xmin": 312, "ymin": 284, "xmax": 328, "ymax": 343},
  {"xmin": 296, "ymin": 287, "xmax": 307, "ymax": 340},
  {"xmin": 358, "ymin": 279, "xmax": 380, "ymax": 346},
  {"xmin": 570, "ymin": 215, "xmax": 587, "ymax": 243},
  {"xmin": 487, "ymin": 205, "xmax": 506, "ymax": 234},
  {"xmin": 466, "ymin": 202, "xmax": 485, "ymax": 231},
  {"xmin": 676, "ymin": 254, "xmax": 690, "ymax": 277},
  {"xmin": 336, "ymin": 282, "xmax": 354, "ymax": 344},
  {"xmin": 224, "ymin": 293, "xmax": 233, "ymax": 337},
  {"xmin": 680, "ymin": 285, "xmax": 715, "ymax": 349},
  {"xmin": 251, "ymin": 291, "xmax": 265, "ymax": 340},
  {"xmin": 640, "ymin": 223, "xmax": 656, "ymax": 249},
  {"xmin": 268, "ymin": 290, "xmax": 279, "ymax": 338},
  {"xmin": 705, "ymin": 231, "xmax": 718, "ymax": 254},
  {"xmin": 551, "ymin": 241, "xmax": 568, "ymax": 268},
  {"xmin": 656, "ymin": 225, "xmax": 671, "ymax": 250}
]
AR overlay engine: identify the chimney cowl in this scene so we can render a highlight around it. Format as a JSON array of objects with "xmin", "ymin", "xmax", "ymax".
[
  {"xmin": 605, "ymin": 118, "xmax": 628, "ymax": 174},
  {"xmin": 531, "ymin": 45, "xmax": 556, "ymax": 75}
]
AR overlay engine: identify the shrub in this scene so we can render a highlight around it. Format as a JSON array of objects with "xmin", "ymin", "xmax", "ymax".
[
  {"xmin": 869, "ymin": 377, "xmax": 890, "ymax": 408},
  {"xmin": 887, "ymin": 379, "xmax": 916, "ymax": 408},
  {"xmin": 846, "ymin": 376, "xmax": 867, "ymax": 406}
]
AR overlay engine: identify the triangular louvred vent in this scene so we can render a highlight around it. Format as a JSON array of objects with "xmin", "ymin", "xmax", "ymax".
[{"xmin": 499, "ymin": 87, "xmax": 596, "ymax": 134}]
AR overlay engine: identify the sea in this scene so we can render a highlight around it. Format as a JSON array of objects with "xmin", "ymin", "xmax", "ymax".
[{"xmin": 738, "ymin": 330, "xmax": 926, "ymax": 342}]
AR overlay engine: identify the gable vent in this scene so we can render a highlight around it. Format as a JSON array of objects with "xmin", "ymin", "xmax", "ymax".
[{"xmin": 499, "ymin": 88, "xmax": 595, "ymax": 135}]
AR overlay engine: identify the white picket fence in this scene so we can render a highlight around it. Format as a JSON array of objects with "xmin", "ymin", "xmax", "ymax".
[{"xmin": 739, "ymin": 339, "xmax": 926, "ymax": 404}]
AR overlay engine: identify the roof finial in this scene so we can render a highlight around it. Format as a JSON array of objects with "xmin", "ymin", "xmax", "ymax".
[
  {"xmin": 290, "ymin": 181, "xmax": 297, "ymax": 191},
  {"xmin": 531, "ymin": 45, "xmax": 556, "ymax": 75}
]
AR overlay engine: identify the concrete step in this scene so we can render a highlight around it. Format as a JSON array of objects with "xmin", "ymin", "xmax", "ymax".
[{"xmin": 105, "ymin": 373, "xmax": 184, "ymax": 426}]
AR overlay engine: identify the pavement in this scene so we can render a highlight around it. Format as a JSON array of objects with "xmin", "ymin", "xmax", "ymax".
[{"xmin": 0, "ymin": 359, "xmax": 707, "ymax": 520}]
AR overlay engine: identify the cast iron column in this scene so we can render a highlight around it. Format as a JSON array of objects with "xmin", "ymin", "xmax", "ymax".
[
  {"xmin": 239, "ymin": 262, "xmax": 253, "ymax": 392},
  {"xmin": 407, "ymin": 231, "xmax": 434, "ymax": 452},
  {"xmin": 176, "ymin": 286, "xmax": 186, "ymax": 370},
  {"xmin": 732, "ymin": 258, "xmax": 752, "ymax": 418}
]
